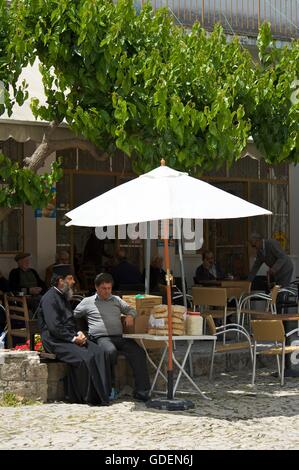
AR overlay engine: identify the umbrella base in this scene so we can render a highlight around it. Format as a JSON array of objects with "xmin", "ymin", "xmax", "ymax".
[{"xmin": 146, "ymin": 397, "xmax": 195, "ymax": 411}]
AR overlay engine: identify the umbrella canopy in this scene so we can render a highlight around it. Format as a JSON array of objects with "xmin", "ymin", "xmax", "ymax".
[{"xmin": 65, "ymin": 165, "xmax": 271, "ymax": 227}]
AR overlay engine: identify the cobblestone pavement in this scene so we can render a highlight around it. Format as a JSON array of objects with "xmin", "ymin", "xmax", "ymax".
[{"xmin": 1, "ymin": 369, "xmax": 299, "ymax": 450}]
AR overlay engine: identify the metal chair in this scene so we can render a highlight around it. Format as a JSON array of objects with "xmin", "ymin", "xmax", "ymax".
[
  {"xmin": 251, "ymin": 319, "xmax": 299, "ymax": 386},
  {"xmin": 192, "ymin": 287, "xmax": 237, "ymax": 343},
  {"xmin": 239, "ymin": 285, "xmax": 281, "ymax": 328},
  {"xmin": 204, "ymin": 315, "xmax": 253, "ymax": 380}
]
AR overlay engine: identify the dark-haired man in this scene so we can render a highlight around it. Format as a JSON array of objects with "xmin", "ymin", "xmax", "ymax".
[
  {"xmin": 74, "ymin": 272, "xmax": 150, "ymax": 402},
  {"xmin": 195, "ymin": 251, "xmax": 224, "ymax": 283},
  {"xmin": 37, "ymin": 264, "xmax": 109, "ymax": 406}
]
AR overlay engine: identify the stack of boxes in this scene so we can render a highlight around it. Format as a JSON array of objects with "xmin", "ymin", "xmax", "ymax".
[{"xmin": 122, "ymin": 294, "xmax": 163, "ymax": 349}]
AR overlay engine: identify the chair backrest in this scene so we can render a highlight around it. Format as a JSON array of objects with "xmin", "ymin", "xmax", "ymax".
[
  {"xmin": 251, "ymin": 319, "xmax": 285, "ymax": 342},
  {"xmin": 4, "ymin": 294, "xmax": 30, "ymax": 348},
  {"xmin": 270, "ymin": 285, "xmax": 281, "ymax": 305},
  {"xmin": 192, "ymin": 287, "xmax": 227, "ymax": 308},
  {"xmin": 205, "ymin": 314, "xmax": 217, "ymax": 335},
  {"xmin": 221, "ymin": 280, "xmax": 252, "ymax": 293},
  {"xmin": 4, "ymin": 294, "xmax": 30, "ymax": 324}
]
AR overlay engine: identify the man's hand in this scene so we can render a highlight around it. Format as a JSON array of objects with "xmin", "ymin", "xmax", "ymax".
[
  {"xmin": 74, "ymin": 331, "xmax": 87, "ymax": 346},
  {"xmin": 124, "ymin": 315, "xmax": 134, "ymax": 327}
]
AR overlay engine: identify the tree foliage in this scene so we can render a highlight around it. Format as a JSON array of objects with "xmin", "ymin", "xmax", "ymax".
[
  {"xmin": 0, "ymin": 153, "xmax": 63, "ymax": 208},
  {"xmin": 10, "ymin": 0, "xmax": 256, "ymax": 174},
  {"xmin": 0, "ymin": 0, "xmax": 27, "ymax": 116},
  {"xmin": 0, "ymin": 0, "xmax": 63, "ymax": 209},
  {"xmin": 251, "ymin": 23, "xmax": 299, "ymax": 164},
  {"xmin": 2, "ymin": 0, "xmax": 299, "ymax": 183}
]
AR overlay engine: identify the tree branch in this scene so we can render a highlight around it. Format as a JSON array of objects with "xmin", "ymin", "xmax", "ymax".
[{"xmin": 24, "ymin": 137, "xmax": 109, "ymax": 171}]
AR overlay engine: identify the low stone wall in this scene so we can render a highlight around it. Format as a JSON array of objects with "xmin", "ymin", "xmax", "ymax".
[
  {"xmin": 0, "ymin": 351, "xmax": 48, "ymax": 402},
  {"xmin": 0, "ymin": 347, "xmax": 276, "ymax": 403},
  {"xmin": 47, "ymin": 361, "xmax": 68, "ymax": 401},
  {"xmin": 0, "ymin": 351, "xmax": 136, "ymax": 402}
]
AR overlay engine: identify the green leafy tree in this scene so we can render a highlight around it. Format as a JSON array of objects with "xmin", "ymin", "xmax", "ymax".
[
  {"xmin": 2, "ymin": 0, "xmax": 298, "ymax": 190},
  {"xmin": 0, "ymin": 0, "xmax": 62, "ymax": 214},
  {"xmin": 0, "ymin": 153, "xmax": 63, "ymax": 208},
  {"xmin": 11, "ymin": 0, "xmax": 255, "ymax": 175},
  {"xmin": 0, "ymin": 0, "xmax": 27, "ymax": 116},
  {"xmin": 250, "ymin": 23, "xmax": 299, "ymax": 164}
]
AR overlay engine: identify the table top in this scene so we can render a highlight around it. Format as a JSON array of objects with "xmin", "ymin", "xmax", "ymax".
[
  {"xmin": 123, "ymin": 333, "xmax": 216, "ymax": 341},
  {"xmin": 251, "ymin": 314, "xmax": 299, "ymax": 321}
]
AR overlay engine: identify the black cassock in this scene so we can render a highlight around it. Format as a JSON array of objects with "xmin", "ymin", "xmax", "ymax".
[{"xmin": 38, "ymin": 287, "xmax": 109, "ymax": 405}]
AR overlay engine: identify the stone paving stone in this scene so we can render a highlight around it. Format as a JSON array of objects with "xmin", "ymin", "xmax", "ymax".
[{"xmin": 0, "ymin": 369, "xmax": 299, "ymax": 449}]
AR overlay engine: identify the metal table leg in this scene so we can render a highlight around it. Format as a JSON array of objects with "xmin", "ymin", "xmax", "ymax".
[{"xmin": 172, "ymin": 340, "xmax": 212, "ymax": 400}]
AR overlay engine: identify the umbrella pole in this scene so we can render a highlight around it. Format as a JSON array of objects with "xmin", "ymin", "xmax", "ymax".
[
  {"xmin": 177, "ymin": 218, "xmax": 187, "ymax": 308},
  {"xmin": 145, "ymin": 222, "xmax": 151, "ymax": 295},
  {"xmin": 163, "ymin": 232, "xmax": 173, "ymax": 400},
  {"xmin": 146, "ymin": 227, "xmax": 195, "ymax": 411}
]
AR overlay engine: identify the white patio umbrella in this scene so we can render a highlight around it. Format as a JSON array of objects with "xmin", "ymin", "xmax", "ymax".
[{"xmin": 66, "ymin": 161, "xmax": 271, "ymax": 406}]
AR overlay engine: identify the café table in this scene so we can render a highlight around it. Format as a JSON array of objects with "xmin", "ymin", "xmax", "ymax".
[{"xmin": 123, "ymin": 333, "xmax": 216, "ymax": 400}]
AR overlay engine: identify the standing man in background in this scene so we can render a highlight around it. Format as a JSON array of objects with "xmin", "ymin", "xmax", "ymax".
[{"xmin": 248, "ymin": 233, "xmax": 293, "ymax": 287}]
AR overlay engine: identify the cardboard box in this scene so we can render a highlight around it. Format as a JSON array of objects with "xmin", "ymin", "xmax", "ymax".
[{"xmin": 122, "ymin": 294, "xmax": 164, "ymax": 349}]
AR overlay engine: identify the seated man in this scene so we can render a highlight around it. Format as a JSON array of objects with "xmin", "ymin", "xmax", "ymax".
[
  {"xmin": 195, "ymin": 250, "xmax": 224, "ymax": 283},
  {"xmin": 37, "ymin": 264, "xmax": 109, "ymax": 406},
  {"xmin": 9, "ymin": 253, "xmax": 47, "ymax": 313},
  {"xmin": 9, "ymin": 253, "xmax": 46, "ymax": 295},
  {"xmin": 74, "ymin": 272, "xmax": 150, "ymax": 402},
  {"xmin": 111, "ymin": 249, "xmax": 143, "ymax": 290}
]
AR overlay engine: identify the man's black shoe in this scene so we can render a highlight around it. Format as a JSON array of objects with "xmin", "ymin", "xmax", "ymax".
[{"xmin": 133, "ymin": 391, "xmax": 150, "ymax": 402}]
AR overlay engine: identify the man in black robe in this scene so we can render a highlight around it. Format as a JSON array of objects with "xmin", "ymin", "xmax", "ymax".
[{"xmin": 37, "ymin": 264, "xmax": 109, "ymax": 406}]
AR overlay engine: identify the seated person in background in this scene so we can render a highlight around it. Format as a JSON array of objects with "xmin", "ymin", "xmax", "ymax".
[
  {"xmin": 0, "ymin": 270, "xmax": 10, "ymax": 292},
  {"xmin": 143, "ymin": 256, "xmax": 166, "ymax": 292},
  {"xmin": 9, "ymin": 253, "xmax": 46, "ymax": 296},
  {"xmin": 111, "ymin": 249, "xmax": 143, "ymax": 290},
  {"xmin": 9, "ymin": 253, "xmax": 47, "ymax": 313},
  {"xmin": 82, "ymin": 229, "xmax": 113, "ymax": 273},
  {"xmin": 37, "ymin": 264, "xmax": 109, "ymax": 406},
  {"xmin": 195, "ymin": 250, "xmax": 224, "ymax": 283},
  {"xmin": 74, "ymin": 272, "xmax": 150, "ymax": 402},
  {"xmin": 45, "ymin": 250, "xmax": 70, "ymax": 288}
]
